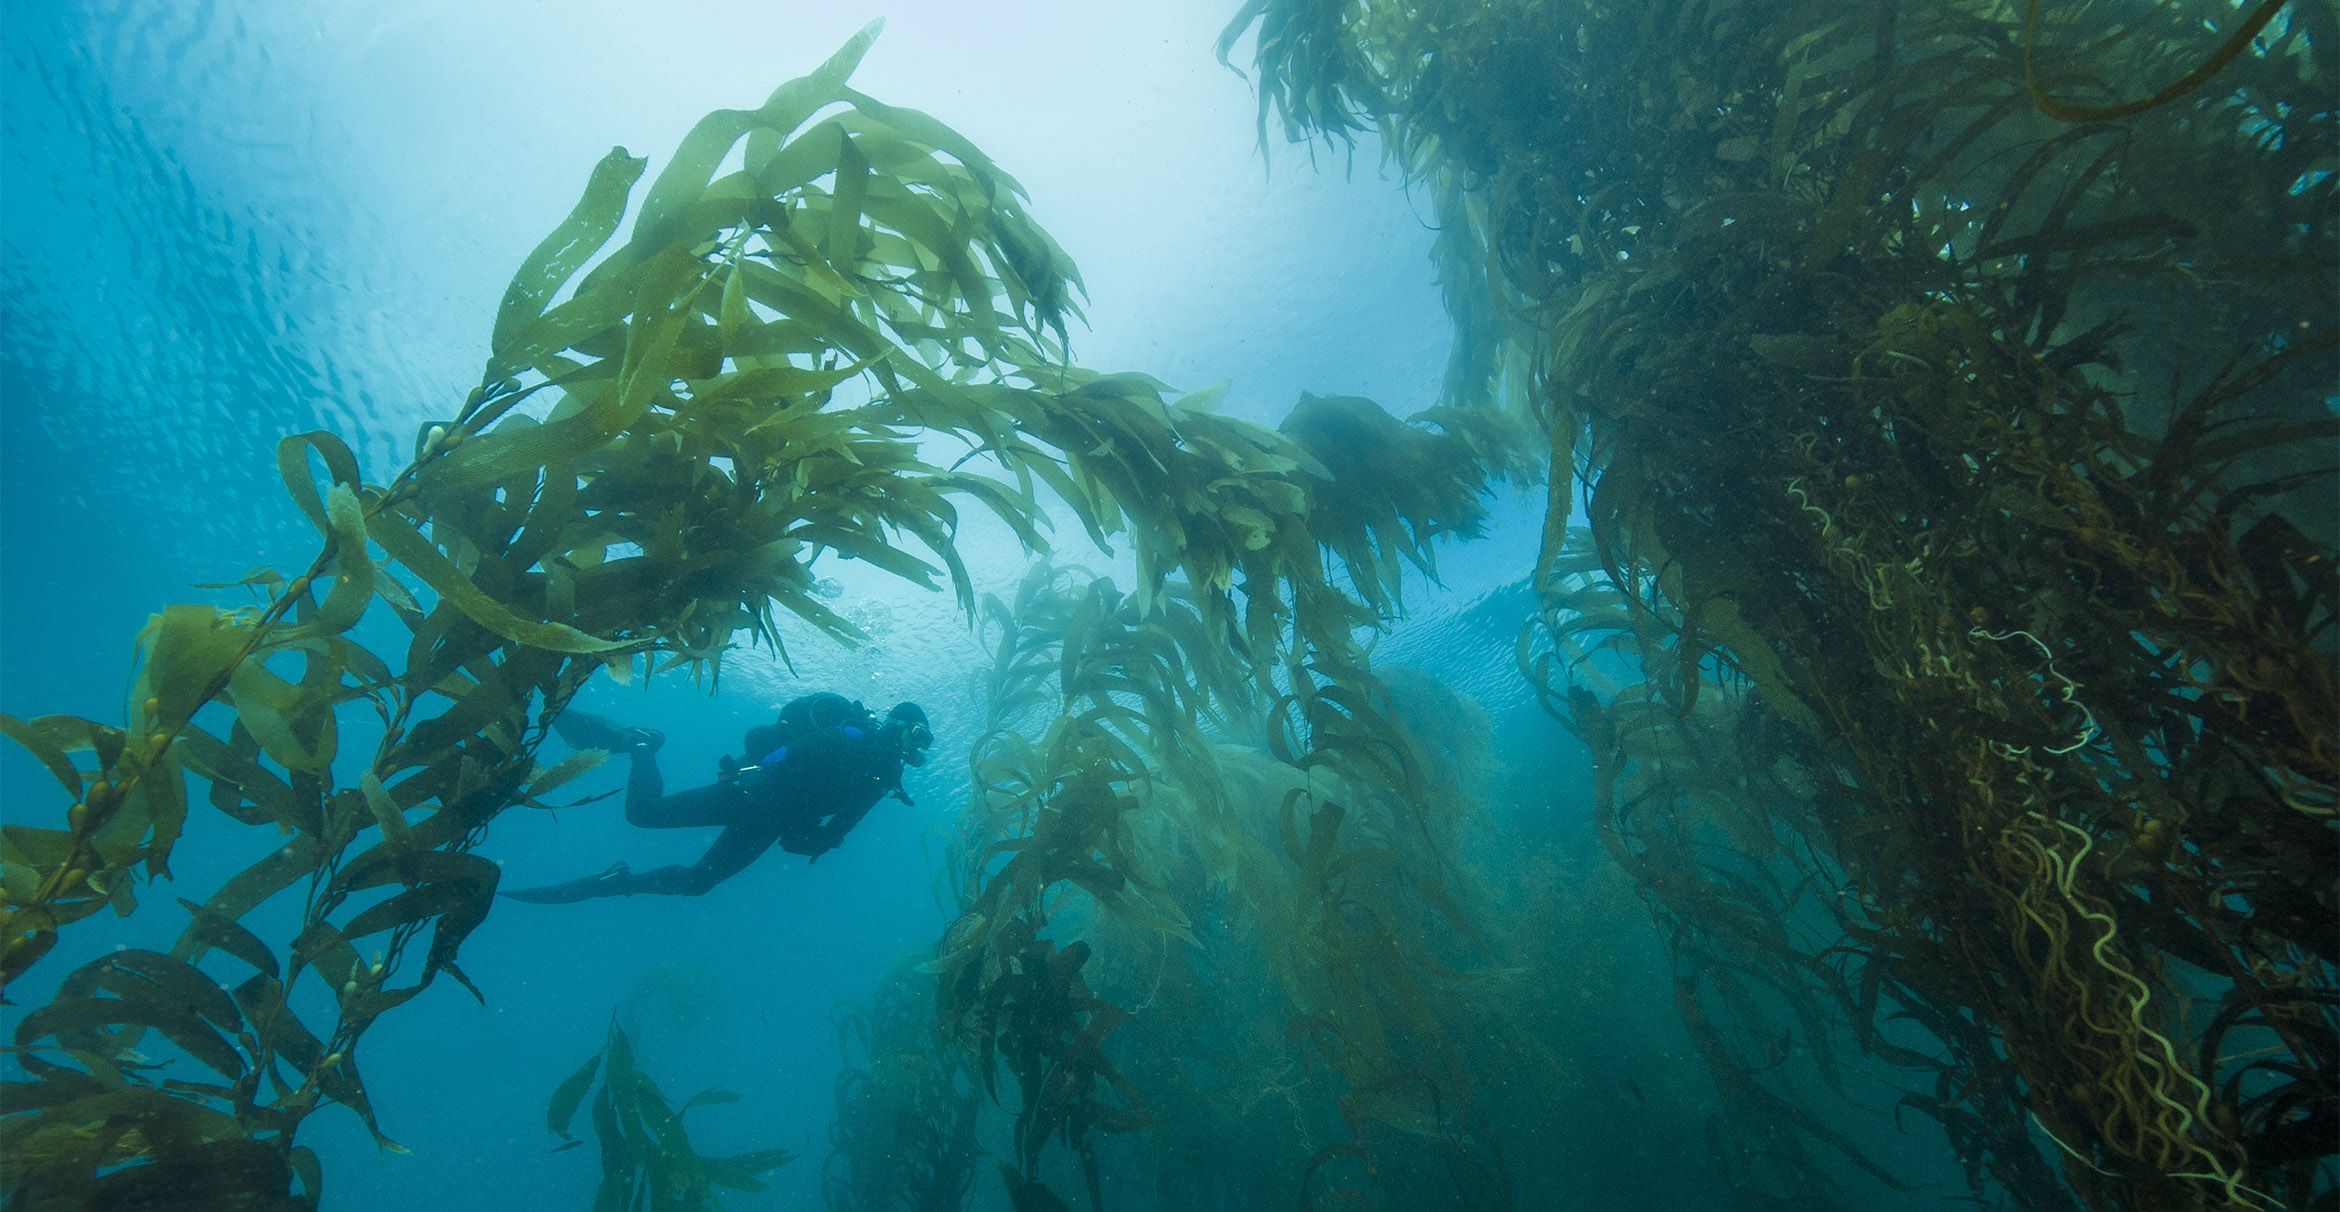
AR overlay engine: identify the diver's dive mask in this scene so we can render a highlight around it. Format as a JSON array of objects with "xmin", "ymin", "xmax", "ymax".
[{"xmin": 886, "ymin": 703, "xmax": 932, "ymax": 766}]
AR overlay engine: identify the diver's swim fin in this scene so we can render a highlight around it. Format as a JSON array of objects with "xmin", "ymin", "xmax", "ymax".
[
  {"xmin": 552, "ymin": 711, "xmax": 630, "ymax": 751},
  {"xmin": 499, "ymin": 862, "xmax": 633, "ymax": 904},
  {"xmin": 552, "ymin": 711, "xmax": 664, "ymax": 754}
]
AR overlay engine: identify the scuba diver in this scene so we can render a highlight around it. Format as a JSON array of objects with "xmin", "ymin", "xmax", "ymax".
[{"xmin": 501, "ymin": 693, "xmax": 932, "ymax": 904}]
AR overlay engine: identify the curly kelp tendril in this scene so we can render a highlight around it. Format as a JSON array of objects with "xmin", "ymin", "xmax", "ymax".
[
  {"xmin": 2023, "ymin": 0, "xmax": 2296, "ymax": 123},
  {"xmin": 1974, "ymin": 629, "xmax": 2102, "ymax": 756},
  {"xmin": 2009, "ymin": 811, "xmax": 2252, "ymax": 1203}
]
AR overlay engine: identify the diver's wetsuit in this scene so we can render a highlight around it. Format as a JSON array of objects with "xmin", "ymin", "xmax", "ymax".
[{"xmin": 503, "ymin": 711, "xmax": 914, "ymax": 903}]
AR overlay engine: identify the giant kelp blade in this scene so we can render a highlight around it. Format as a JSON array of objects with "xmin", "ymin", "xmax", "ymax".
[
  {"xmin": 363, "ymin": 512, "xmax": 625, "ymax": 653},
  {"xmin": 0, "ymin": 714, "xmax": 88, "ymax": 798},
  {"xmin": 181, "ymin": 835, "xmax": 324, "ymax": 944},
  {"xmin": 272, "ymin": 485, "xmax": 376, "ymax": 643},
  {"xmin": 173, "ymin": 724, "xmax": 313, "ymax": 835},
  {"xmin": 626, "ymin": 17, "xmax": 883, "ymax": 262},
  {"xmin": 132, "ymin": 607, "xmax": 257, "ymax": 737},
  {"xmin": 173, "ymin": 898, "xmax": 278, "ymax": 981},
  {"xmin": 223, "ymin": 658, "xmax": 334, "ymax": 774},
  {"xmin": 227, "ymin": 974, "xmax": 324, "ymax": 1079},
  {"xmin": 547, "ymin": 1049, "xmax": 603, "ymax": 1141},
  {"xmin": 14, "ymin": 954, "xmax": 248, "ymax": 1081},
  {"xmin": 273, "ymin": 431, "xmax": 363, "ymax": 535},
  {"xmin": 493, "ymin": 146, "xmax": 648, "ymax": 359}
]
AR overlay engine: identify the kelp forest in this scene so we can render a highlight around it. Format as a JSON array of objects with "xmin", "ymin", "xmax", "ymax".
[{"xmin": 1, "ymin": 1, "xmax": 2332, "ymax": 1209}]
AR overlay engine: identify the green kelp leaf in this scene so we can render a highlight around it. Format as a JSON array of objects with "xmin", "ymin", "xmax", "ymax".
[
  {"xmin": 85, "ymin": 1137, "xmax": 296, "ymax": 1207},
  {"xmin": 228, "ymin": 973, "xmax": 324, "ymax": 1078},
  {"xmin": 826, "ymin": 130, "xmax": 871, "ymax": 271},
  {"xmin": 677, "ymin": 1087, "xmax": 740, "ymax": 1115},
  {"xmin": 4, "ymin": 1055, "xmax": 114, "ymax": 1111},
  {"xmin": 695, "ymin": 362, "xmax": 867, "ymax": 411},
  {"xmin": 340, "ymin": 879, "xmax": 483, "ymax": 941},
  {"xmin": 750, "ymin": 119, "xmax": 848, "ymax": 204},
  {"xmin": 132, "ymin": 606, "xmax": 257, "ymax": 735},
  {"xmin": 0, "ymin": 1086, "xmax": 243, "ymax": 1174},
  {"xmin": 717, "ymin": 246, "xmax": 750, "ymax": 347},
  {"xmin": 611, "ymin": 250, "xmax": 715, "ymax": 417},
  {"xmin": 333, "ymin": 850, "xmax": 498, "ymax": 989},
  {"xmin": 483, "ymin": 271, "xmax": 644, "ymax": 389},
  {"xmin": 2183, "ymin": 416, "xmax": 2340, "ymax": 472},
  {"xmin": 288, "ymin": 1146, "xmax": 322, "ymax": 1210},
  {"xmin": 359, "ymin": 771, "xmax": 412, "ymax": 848},
  {"xmin": 792, "ymin": 522, "xmax": 944, "ymax": 587},
  {"xmin": 311, "ymin": 1043, "xmax": 406, "ymax": 1154},
  {"xmin": 587, "ymin": 1080, "xmax": 631, "ymax": 1212},
  {"xmin": 224, "ymin": 658, "xmax": 335, "ymax": 774},
  {"xmin": 0, "ymin": 830, "xmax": 69, "ymax": 904},
  {"xmin": 125, "ymin": 744, "xmax": 188, "ymax": 879},
  {"xmin": 631, "ymin": 18, "xmax": 883, "ymax": 260},
  {"xmin": 15, "ymin": 952, "xmax": 248, "ymax": 1080},
  {"xmin": 524, "ymin": 749, "xmax": 608, "ymax": 802},
  {"xmin": 1697, "ymin": 597, "xmax": 1823, "ymax": 738},
  {"xmin": 184, "ymin": 835, "xmax": 323, "ymax": 950},
  {"xmin": 838, "ymin": 86, "xmax": 1022, "ymax": 200},
  {"xmin": 2022, "ymin": 0, "xmax": 2294, "ymax": 124},
  {"xmin": 549, "ymin": 1050, "xmax": 603, "ymax": 1141},
  {"xmin": 331, "ymin": 846, "xmax": 500, "ymax": 898},
  {"xmin": 276, "ymin": 485, "xmax": 375, "ymax": 642},
  {"xmin": 615, "ymin": 1064, "xmax": 690, "ymax": 1154},
  {"xmin": 290, "ymin": 920, "xmax": 365, "ymax": 995},
  {"xmin": 0, "ymin": 713, "xmax": 90, "ymax": 798},
  {"xmin": 174, "ymin": 897, "xmax": 278, "ymax": 980},
  {"xmin": 596, "ymin": 1026, "xmax": 640, "ymax": 1132},
  {"xmin": 102, "ymin": 950, "xmax": 242, "ymax": 1037},
  {"xmin": 365, "ymin": 512, "xmax": 626, "ymax": 654},
  {"xmin": 495, "ymin": 147, "xmax": 649, "ymax": 357},
  {"xmin": 173, "ymin": 724, "xmax": 314, "ymax": 835},
  {"xmin": 275, "ymin": 431, "xmax": 364, "ymax": 536},
  {"xmin": 431, "ymin": 247, "xmax": 702, "ymax": 495}
]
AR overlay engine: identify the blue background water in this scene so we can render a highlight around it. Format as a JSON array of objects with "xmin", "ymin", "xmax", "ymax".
[{"xmin": 0, "ymin": 2, "xmax": 1615, "ymax": 1208}]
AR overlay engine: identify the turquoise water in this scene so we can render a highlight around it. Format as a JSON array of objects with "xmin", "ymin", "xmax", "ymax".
[{"xmin": 16, "ymin": 3, "xmax": 2309, "ymax": 1210}]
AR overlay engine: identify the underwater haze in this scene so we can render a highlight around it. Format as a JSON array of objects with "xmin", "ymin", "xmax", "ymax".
[{"xmin": 3, "ymin": 1, "xmax": 2333, "ymax": 1211}]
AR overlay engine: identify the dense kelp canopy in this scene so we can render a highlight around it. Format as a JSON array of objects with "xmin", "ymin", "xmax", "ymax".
[
  {"xmin": 2, "ymin": 2, "xmax": 2333, "ymax": 1211},
  {"xmin": 1221, "ymin": 0, "xmax": 2336, "ymax": 1208}
]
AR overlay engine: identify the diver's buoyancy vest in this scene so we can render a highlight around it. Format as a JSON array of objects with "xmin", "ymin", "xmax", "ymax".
[{"xmin": 739, "ymin": 713, "xmax": 899, "ymax": 810}]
